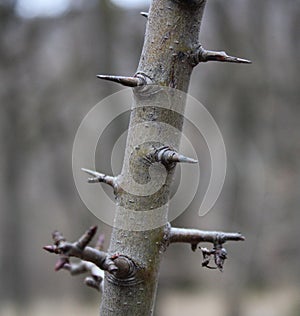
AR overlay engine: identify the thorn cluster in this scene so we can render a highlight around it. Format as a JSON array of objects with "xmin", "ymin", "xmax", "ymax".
[{"xmin": 43, "ymin": 226, "xmax": 113, "ymax": 291}]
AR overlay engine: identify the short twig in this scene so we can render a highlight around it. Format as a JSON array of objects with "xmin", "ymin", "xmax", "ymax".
[
  {"xmin": 44, "ymin": 226, "xmax": 138, "ymax": 287},
  {"xmin": 169, "ymin": 227, "xmax": 244, "ymax": 272},
  {"xmin": 81, "ymin": 168, "xmax": 117, "ymax": 188},
  {"xmin": 169, "ymin": 227, "xmax": 245, "ymax": 244}
]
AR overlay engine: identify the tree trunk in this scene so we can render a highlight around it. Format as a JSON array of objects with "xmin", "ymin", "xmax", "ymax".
[
  {"xmin": 100, "ymin": 1, "xmax": 207, "ymax": 315},
  {"xmin": 44, "ymin": 0, "xmax": 246, "ymax": 314}
]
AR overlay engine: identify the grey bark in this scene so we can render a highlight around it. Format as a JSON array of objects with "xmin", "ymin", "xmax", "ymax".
[{"xmin": 100, "ymin": 1, "xmax": 207, "ymax": 315}]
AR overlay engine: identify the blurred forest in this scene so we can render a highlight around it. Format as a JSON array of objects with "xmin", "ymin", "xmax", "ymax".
[{"xmin": 0, "ymin": 0, "xmax": 299, "ymax": 315}]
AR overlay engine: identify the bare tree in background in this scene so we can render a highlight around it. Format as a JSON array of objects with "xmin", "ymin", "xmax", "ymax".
[{"xmin": 44, "ymin": 0, "xmax": 249, "ymax": 314}]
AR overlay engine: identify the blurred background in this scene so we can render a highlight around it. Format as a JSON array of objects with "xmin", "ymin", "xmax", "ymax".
[{"xmin": 0, "ymin": 0, "xmax": 299, "ymax": 315}]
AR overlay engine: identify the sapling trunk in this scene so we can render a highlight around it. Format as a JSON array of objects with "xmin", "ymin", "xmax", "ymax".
[{"xmin": 44, "ymin": 1, "xmax": 248, "ymax": 315}]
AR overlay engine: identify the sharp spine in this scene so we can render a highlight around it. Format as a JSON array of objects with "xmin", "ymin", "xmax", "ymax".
[
  {"xmin": 97, "ymin": 75, "xmax": 145, "ymax": 87},
  {"xmin": 140, "ymin": 11, "xmax": 149, "ymax": 18}
]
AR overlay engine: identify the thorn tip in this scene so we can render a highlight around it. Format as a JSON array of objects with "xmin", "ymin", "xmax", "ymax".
[
  {"xmin": 156, "ymin": 147, "xmax": 198, "ymax": 165},
  {"xmin": 81, "ymin": 168, "xmax": 103, "ymax": 179},
  {"xmin": 176, "ymin": 154, "xmax": 198, "ymax": 164},
  {"xmin": 43, "ymin": 245, "xmax": 55, "ymax": 253},
  {"xmin": 140, "ymin": 11, "xmax": 149, "ymax": 18},
  {"xmin": 82, "ymin": 168, "xmax": 116, "ymax": 188}
]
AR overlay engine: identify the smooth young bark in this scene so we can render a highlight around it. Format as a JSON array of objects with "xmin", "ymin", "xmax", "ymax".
[{"xmin": 100, "ymin": 1, "xmax": 207, "ymax": 315}]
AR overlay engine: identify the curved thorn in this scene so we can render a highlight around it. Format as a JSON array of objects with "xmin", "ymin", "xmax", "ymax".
[
  {"xmin": 76, "ymin": 225, "xmax": 98, "ymax": 250},
  {"xmin": 97, "ymin": 75, "xmax": 145, "ymax": 87},
  {"xmin": 140, "ymin": 11, "xmax": 149, "ymax": 18}
]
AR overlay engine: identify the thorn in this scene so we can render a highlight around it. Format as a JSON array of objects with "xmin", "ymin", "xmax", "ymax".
[
  {"xmin": 200, "ymin": 247, "xmax": 215, "ymax": 269},
  {"xmin": 55, "ymin": 256, "xmax": 69, "ymax": 271},
  {"xmin": 87, "ymin": 177, "xmax": 102, "ymax": 184},
  {"xmin": 210, "ymin": 52, "xmax": 252, "ymax": 64},
  {"xmin": 81, "ymin": 168, "xmax": 116, "ymax": 187},
  {"xmin": 76, "ymin": 225, "xmax": 98, "ymax": 250},
  {"xmin": 97, "ymin": 75, "xmax": 145, "ymax": 87},
  {"xmin": 191, "ymin": 243, "xmax": 198, "ymax": 252},
  {"xmin": 85, "ymin": 276, "xmax": 101, "ymax": 291},
  {"xmin": 96, "ymin": 234, "xmax": 105, "ymax": 251},
  {"xmin": 52, "ymin": 230, "xmax": 66, "ymax": 246},
  {"xmin": 197, "ymin": 46, "xmax": 252, "ymax": 64},
  {"xmin": 214, "ymin": 246, "xmax": 227, "ymax": 272},
  {"xmin": 62, "ymin": 263, "xmax": 71, "ymax": 271},
  {"xmin": 171, "ymin": 153, "xmax": 198, "ymax": 164},
  {"xmin": 140, "ymin": 11, "xmax": 149, "ymax": 18},
  {"xmin": 239, "ymin": 234, "xmax": 245, "ymax": 241},
  {"xmin": 156, "ymin": 147, "xmax": 198, "ymax": 165},
  {"xmin": 81, "ymin": 168, "xmax": 106, "ymax": 180},
  {"xmin": 43, "ymin": 245, "xmax": 56, "ymax": 253},
  {"xmin": 57, "ymin": 243, "xmax": 72, "ymax": 254}
]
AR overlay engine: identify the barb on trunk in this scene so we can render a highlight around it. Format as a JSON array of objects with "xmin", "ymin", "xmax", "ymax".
[
  {"xmin": 191, "ymin": 45, "xmax": 251, "ymax": 65},
  {"xmin": 97, "ymin": 75, "xmax": 144, "ymax": 87},
  {"xmin": 146, "ymin": 146, "xmax": 198, "ymax": 168},
  {"xmin": 81, "ymin": 168, "xmax": 118, "ymax": 191},
  {"xmin": 156, "ymin": 146, "xmax": 198, "ymax": 165}
]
